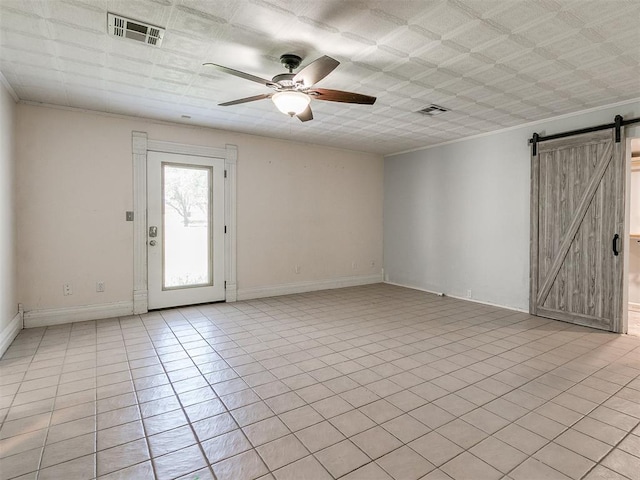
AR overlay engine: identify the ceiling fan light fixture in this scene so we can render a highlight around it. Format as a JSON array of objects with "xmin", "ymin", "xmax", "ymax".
[{"xmin": 272, "ymin": 91, "xmax": 310, "ymax": 116}]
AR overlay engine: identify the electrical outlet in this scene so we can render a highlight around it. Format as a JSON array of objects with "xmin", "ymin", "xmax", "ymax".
[
  {"xmin": 466, "ymin": 289, "xmax": 472, "ymax": 298},
  {"xmin": 96, "ymin": 281, "xmax": 105, "ymax": 293},
  {"xmin": 63, "ymin": 283, "xmax": 72, "ymax": 296},
  {"xmin": 294, "ymin": 265, "xmax": 301, "ymax": 274},
  {"xmin": 351, "ymin": 261, "xmax": 357, "ymax": 270}
]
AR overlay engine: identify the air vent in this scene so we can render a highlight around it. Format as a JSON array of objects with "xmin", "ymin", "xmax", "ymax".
[
  {"xmin": 107, "ymin": 13, "xmax": 164, "ymax": 47},
  {"xmin": 417, "ymin": 104, "xmax": 449, "ymax": 116}
]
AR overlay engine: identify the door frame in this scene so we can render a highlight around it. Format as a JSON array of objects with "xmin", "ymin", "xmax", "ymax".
[{"xmin": 132, "ymin": 132, "xmax": 237, "ymax": 314}]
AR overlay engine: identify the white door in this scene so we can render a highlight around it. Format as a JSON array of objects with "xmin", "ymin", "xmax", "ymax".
[{"xmin": 147, "ymin": 151, "xmax": 225, "ymax": 309}]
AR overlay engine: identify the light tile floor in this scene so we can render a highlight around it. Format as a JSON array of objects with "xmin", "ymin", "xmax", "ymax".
[{"xmin": 1, "ymin": 284, "xmax": 639, "ymax": 480}]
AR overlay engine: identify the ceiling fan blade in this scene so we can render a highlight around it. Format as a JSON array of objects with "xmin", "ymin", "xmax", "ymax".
[
  {"xmin": 219, "ymin": 93, "xmax": 272, "ymax": 106},
  {"xmin": 204, "ymin": 63, "xmax": 274, "ymax": 86},
  {"xmin": 292, "ymin": 56, "xmax": 340, "ymax": 87},
  {"xmin": 310, "ymin": 88, "xmax": 377, "ymax": 105},
  {"xmin": 297, "ymin": 105, "xmax": 313, "ymax": 122}
]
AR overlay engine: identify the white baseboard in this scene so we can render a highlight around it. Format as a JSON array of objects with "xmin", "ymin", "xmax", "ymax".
[
  {"xmin": 445, "ymin": 293, "xmax": 528, "ymax": 313},
  {"xmin": 630, "ymin": 302, "xmax": 640, "ymax": 313},
  {"xmin": 24, "ymin": 301, "xmax": 134, "ymax": 328},
  {"xmin": 0, "ymin": 308, "xmax": 24, "ymax": 357},
  {"xmin": 384, "ymin": 280, "xmax": 445, "ymax": 297},
  {"xmin": 384, "ymin": 281, "xmax": 528, "ymax": 313},
  {"xmin": 237, "ymin": 273, "xmax": 383, "ymax": 301}
]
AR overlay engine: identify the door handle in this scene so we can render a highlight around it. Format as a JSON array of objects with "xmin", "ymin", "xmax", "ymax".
[
  {"xmin": 149, "ymin": 226, "xmax": 158, "ymax": 238},
  {"xmin": 612, "ymin": 234, "xmax": 619, "ymax": 256}
]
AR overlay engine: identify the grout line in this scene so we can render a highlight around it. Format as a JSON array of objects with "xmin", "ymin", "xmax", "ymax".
[{"xmin": 34, "ymin": 323, "xmax": 74, "ymax": 478}]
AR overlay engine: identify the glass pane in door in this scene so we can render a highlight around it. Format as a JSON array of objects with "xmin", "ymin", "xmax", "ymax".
[{"xmin": 162, "ymin": 163, "xmax": 212, "ymax": 289}]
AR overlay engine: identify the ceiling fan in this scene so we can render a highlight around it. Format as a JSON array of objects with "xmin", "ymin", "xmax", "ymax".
[{"xmin": 204, "ymin": 54, "xmax": 376, "ymax": 122}]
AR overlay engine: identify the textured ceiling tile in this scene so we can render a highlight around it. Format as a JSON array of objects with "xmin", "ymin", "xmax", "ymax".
[
  {"xmin": 56, "ymin": 57, "xmax": 103, "ymax": 76},
  {"xmin": 459, "ymin": 85, "xmax": 502, "ymax": 103},
  {"xmin": 390, "ymin": 57, "xmax": 438, "ymax": 81},
  {"xmin": 564, "ymin": 45, "xmax": 620, "ymax": 70},
  {"xmin": 0, "ymin": 46, "xmax": 58, "ymax": 69},
  {"xmin": 101, "ymin": 68, "xmax": 151, "ymax": 86},
  {"xmin": 102, "ymin": 37, "xmax": 156, "ymax": 61},
  {"xmin": 148, "ymin": 32, "xmax": 209, "ymax": 59},
  {"xmin": 106, "ymin": 0, "xmax": 172, "ymax": 26},
  {"xmin": 337, "ymin": 60, "xmax": 383, "ymax": 83},
  {"xmin": 16, "ymin": 72, "xmax": 65, "ymax": 89},
  {"xmin": 43, "ymin": 0, "xmax": 104, "ymax": 28},
  {"xmin": 418, "ymin": 42, "xmax": 469, "ymax": 65},
  {"xmin": 223, "ymin": 1, "xmax": 294, "ymax": 39},
  {"xmin": 516, "ymin": 15, "xmax": 580, "ymax": 46},
  {"xmin": 340, "ymin": 9, "xmax": 405, "ymax": 42},
  {"xmin": 570, "ymin": 2, "xmax": 638, "ymax": 27},
  {"xmin": 527, "ymin": 61, "xmax": 574, "ymax": 82},
  {"xmin": 0, "ymin": 29, "xmax": 52, "ymax": 54},
  {"xmin": 441, "ymin": 54, "xmax": 491, "ymax": 76},
  {"xmin": 49, "ymin": 22, "xmax": 107, "ymax": 50},
  {"xmin": 486, "ymin": 3, "xmax": 556, "ymax": 33},
  {"xmin": 166, "ymin": 12, "xmax": 223, "ymax": 46},
  {"xmin": 0, "ymin": 8, "xmax": 48, "ymax": 38},
  {"xmin": 148, "ymin": 78, "xmax": 189, "ymax": 93},
  {"xmin": 500, "ymin": 50, "xmax": 551, "ymax": 72},
  {"xmin": 0, "ymin": 1, "xmax": 39, "ymax": 15},
  {"xmin": 55, "ymin": 44, "xmax": 106, "ymax": 68},
  {"xmin": 476, "ymin": 36, "xmax": 530, "ymax": 62},
  {"xmin": 418, "ymin": 69, "xmax": 462, "ymax": 89},
  {"xmin": 412, "ymin": 2, "xmax": 475, "ymax": 38},
  {"xmin": 379, "ymin": 26, "xmax": 438, "ymax": 56},
  {"xmin": 151, "ymin": 65, "xmax": 193, "ymax": 83},
  {"xmin": 387, "ymin": 81, "xmax": 429, "ymax": 98},
  {"xmin": 545, "ymin": 32, "xmax": 596, "ymax": 59},
  {"xmin": 466, "ymin": 64, "xmax": 510, "ymax": 85},
  {"xmin": 105, "ymin": 54, "xmax": 154, "ymax": 76},
  {"xmin": 447, "ymin": 20, "xmax": 505, "ymax": 50},
  {"xmin": 594, "ymin": 65, "xmax": 640, "ymax": 84}
]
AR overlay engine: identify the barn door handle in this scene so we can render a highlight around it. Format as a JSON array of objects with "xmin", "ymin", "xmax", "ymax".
[{"xmin": 612, "ymin": 234, "xmax": 619, "ymax": 256}]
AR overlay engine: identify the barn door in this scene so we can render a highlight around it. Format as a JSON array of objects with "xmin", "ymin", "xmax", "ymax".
[{"xmin": 530, "ymin": 129, "xmax": 626, "ymax": 332}]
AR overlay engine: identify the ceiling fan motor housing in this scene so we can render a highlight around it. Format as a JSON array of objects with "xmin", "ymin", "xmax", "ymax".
[
  {"xmin": 272, "ymin": 73, "xmax": 297, "ymax": 87},
  {"xmin": 280, "ymin": 54, "xmax": 302, "ymax": 72}
]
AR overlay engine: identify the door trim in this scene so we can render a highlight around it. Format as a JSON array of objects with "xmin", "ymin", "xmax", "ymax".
[{"xmin": 132, "ymin": 132, "xmax": 237, "ymax": 314}]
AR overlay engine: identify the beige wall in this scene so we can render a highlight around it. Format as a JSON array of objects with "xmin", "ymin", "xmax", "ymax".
[
  {"xmin": 16, "ymin": 104, "xmax": 383, "ymax": 313},
  {"xmin": 0, "ymin": 83, "xmax": 17, "ymax": 340}
]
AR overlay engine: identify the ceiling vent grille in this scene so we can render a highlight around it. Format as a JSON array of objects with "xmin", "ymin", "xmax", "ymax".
[
  {"xmin": 107, "ymin": 13, "xmax": 164, "ymax": 47},
  {"xmin": 417, "ymin": 104, "xmax": 449, "ymax": 116}
]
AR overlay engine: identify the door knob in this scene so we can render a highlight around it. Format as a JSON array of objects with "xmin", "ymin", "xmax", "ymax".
[{"xmin": 149, "ymin": 240, "xmax": 157, "ymax": 246}]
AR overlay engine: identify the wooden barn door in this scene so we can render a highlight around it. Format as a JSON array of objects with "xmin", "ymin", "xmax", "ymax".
[{"xmin": 530, "ymin": 129, "xmax": 626, "ymax": 332}]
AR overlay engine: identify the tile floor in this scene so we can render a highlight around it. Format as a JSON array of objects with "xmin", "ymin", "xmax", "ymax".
[{"xmin": 1, "ymin": 284, "xmax": 639, "ymax": 480}]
